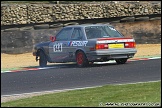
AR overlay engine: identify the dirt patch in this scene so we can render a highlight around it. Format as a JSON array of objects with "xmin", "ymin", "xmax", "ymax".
[
  {"xmin": 1, "ymin": 44, "xmax": 161, "ymax": 69},
  {"xmin": 134, "ymin": 44, "xmax": 161, "ymax": 57}
]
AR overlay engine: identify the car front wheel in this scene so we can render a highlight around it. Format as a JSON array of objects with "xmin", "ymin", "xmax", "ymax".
[
  {"xmin": 76, "ymin": 51, "xmax": 89, "ymax": 67},
  {"xmin": 39, "ymin": 50, "xmax": 47, "ymax": 67},
  {"xmin": 115, "ymin": 58, "xmax": 127, "ymax": 64}
]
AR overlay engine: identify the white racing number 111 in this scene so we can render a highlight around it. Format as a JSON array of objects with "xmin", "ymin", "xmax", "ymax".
[{"xmin": 53, "ymin": 43, "xmax": 62, "ymax": 52}]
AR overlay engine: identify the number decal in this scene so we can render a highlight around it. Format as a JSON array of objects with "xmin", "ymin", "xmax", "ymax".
[{"xmin": 53, "ymin": 43, "xmax": 62, "ymax": 52}]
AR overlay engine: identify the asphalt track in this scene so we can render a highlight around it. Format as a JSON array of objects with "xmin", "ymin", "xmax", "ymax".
[{"xmin": 1, "ymin": 58, "xmax": 161, "ymax": 96}]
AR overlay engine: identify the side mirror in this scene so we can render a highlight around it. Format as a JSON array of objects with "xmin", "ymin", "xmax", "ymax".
[{"xmin": 50, "ymin": 36, "xmax": 56, "ymax": 42}]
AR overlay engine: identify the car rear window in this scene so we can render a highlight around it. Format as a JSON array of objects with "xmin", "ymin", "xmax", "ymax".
[{"xmin": 85, "ymin": 26, "xmax": 123, "ymax": 39}]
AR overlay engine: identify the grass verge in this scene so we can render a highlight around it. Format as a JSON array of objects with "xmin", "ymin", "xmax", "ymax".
[{"xmin": 1, "ymin": 81, "xmax": 161, "ymax": 107}]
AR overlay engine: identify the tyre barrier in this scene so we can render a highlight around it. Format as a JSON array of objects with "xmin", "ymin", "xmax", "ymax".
[
  {"xmin": 120, "ymin": 17, "xmax": 135, "ymax": 22},
  {"xmin": 4, "ymin": 28, "xmax": 20, "ymax": 32},
  {"xmin": 110, "ymin": 20, "xmax": 120, "ymax": 23},
  {"xmin": 49, "ymin": 23, "xmax": 64, "ymax": 28},
  {"xmin": 95, "ymin": 22, "xmax": 110, "ymax": 25},
  {"xmin": 34, "ymin": 24, "xmax": 49, "ymax": 29},
  {"xmin": 149, "ymin": 17, "xmax": 161, "ymax": 20},
  {"xmin": 82, "ymin": 23, "xmax": 94, "ymax": 25},
  {"xmin": 135, "ymin": 17, "xmax": 149, "ymax": 21},
  {"xmin": 20, "ymin": 26, "xmax": 34, "ymax": 31},
  {"xmin": 63, "ymin": 22, "xmax": 79, "ymax": 26}
]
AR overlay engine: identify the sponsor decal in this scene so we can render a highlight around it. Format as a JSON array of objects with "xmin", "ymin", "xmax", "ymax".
[
  {"xmin": 69, "ymin": 41, "xmax": 88, "ymax": 46},
  {"xmin": 68, "ymin": 41, "xmax": 72, "ymax": 46},
  {"xmin": 53, "ymin": 43, "xmax": 62, "ymax": 52}
]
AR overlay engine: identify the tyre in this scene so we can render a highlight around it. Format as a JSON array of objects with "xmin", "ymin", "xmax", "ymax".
[
  {"xmin": 76, "ymin": 51, "xmax": 89, "ymax": 67},
  {"xmin": 89, "ymin": 61, "xmax": 94, "ymax": 65},
  {"xmin": 115, "ymin": 58, "xmax": 127, "ymax": 64},
  {"xmin": 39, "ymin": 50, "xmax": 47, "ymax": 67}
]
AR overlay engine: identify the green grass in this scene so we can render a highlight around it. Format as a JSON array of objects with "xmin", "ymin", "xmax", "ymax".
[{"xmin": 1, "ymin": 81, "xmax": 161, "ymax": 107}]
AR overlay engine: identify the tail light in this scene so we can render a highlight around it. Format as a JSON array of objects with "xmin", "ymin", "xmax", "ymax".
[
  {"xmin": 125, "ymin": 42, "xmax": 136, "ymax": 48},
  {"xmin": 95, "ymin": 44, "xmax": 108, "ymax": 50}
]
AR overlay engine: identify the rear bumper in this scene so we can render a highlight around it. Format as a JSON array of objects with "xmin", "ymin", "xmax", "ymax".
[{"xmin": 86, "ymin": 48, "xmax": 137, "ymax": 61}]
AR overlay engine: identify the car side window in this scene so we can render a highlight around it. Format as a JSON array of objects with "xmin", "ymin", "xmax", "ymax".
[
  {"xmin": 71, "ymin": 28, "xmax": 83, "ymax": 40},
  {"xmin": 56, "ymin": 28, "xmax": 72, "ymax": 41}
]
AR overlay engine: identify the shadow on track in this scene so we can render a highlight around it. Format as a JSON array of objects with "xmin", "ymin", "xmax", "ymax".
[{"xmin": 22, "ymin": 61, "xmax": 131, "ymax": 69}]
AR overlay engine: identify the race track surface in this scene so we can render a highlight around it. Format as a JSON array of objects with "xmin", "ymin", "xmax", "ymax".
[{"xmin": 1, "ymin": 59, "xmax": 161, "ymax": 96}]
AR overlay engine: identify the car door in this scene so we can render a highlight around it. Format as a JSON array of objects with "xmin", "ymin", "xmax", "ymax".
[
  {"xmin": 68, "ymin": 27, "xmax": 87, "ymax": 61},
  {"xmin": 49, "ymin": 27, "xmax": 73, "ymax": 62}
]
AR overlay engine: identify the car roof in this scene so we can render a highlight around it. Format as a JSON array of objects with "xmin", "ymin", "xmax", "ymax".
[{"xmin": 64, "ymin": 23, "xmax": 113, "ymax": 28}]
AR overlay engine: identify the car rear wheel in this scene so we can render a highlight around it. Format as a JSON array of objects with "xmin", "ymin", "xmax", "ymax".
[
  {"xmin": 76, "ymin": 51, "xmax": 89, "ymax": 67},
  {"xmin": 39, "ymin": 50, "xmax": 47, "ymax": 67},
  {"xmin": 115, "ymin": 58, "xmax": 127, "ymax": 64}
]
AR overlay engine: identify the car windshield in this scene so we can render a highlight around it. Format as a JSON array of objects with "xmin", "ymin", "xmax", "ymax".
[{"xmin": 85, "ymin": 25, "xmax": 123, "ymax": 39}]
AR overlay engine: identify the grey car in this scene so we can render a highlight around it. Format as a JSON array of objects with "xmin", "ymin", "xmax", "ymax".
[{"xmin": 33, "ymin": 24, "xmax": 137, "ymax": 67}]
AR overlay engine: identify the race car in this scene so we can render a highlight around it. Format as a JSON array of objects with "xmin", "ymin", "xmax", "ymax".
[{"xmin": 33, "ymin": 24, "xmax": 137, "ymax": 67}]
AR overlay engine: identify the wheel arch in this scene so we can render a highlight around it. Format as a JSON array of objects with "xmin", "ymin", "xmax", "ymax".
[
  {"xmin": 36, "ymin": 47, "xmax": 46, "ymax": 56},
  {"xmin": 75, "ymin": 49, "xmax": 86, "ymax": 57},
  {"xmin": 75, "ymin": 48, "xmax": 89, "ymax": 67}
]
